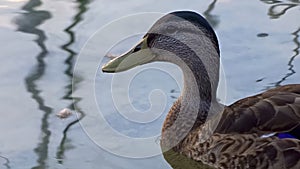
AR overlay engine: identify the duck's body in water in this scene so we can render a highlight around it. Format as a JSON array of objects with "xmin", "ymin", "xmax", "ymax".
[{"xmin": 102, "ymin": 11, "xmax": 300, "ymax": 169}]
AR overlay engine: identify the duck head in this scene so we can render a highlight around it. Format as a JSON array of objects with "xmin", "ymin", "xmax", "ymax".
[
  {"xmin": 102, "ymin": 11, "xmax": 221, "ymax": 123},
  {"xmin": 102, "ymin": 11, "xmax": 220, "ymax": 74},
  {"xmin": 102, "ymin": 11, "xmax": 222, "ymax": 149}
]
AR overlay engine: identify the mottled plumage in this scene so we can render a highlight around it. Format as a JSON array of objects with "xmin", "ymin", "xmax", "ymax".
[{"xmin": 163, "ymin": 85, "xmax": 300, "ymax": 169}]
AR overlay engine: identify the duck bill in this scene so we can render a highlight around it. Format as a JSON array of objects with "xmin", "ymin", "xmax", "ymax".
[{"xmin": 102, "ymin": 36, "xmax": 155, "ymax": 73}]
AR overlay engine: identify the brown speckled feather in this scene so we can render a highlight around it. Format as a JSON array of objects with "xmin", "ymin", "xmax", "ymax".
[
  {"xmin": 215, "ymin": 84, "xmax": 300, "ymax": 135},
  {"xmin": 163, "ymin": 84, "xmax": 300, "ymax": 169},
  {"xmin": 180, "ymin": 132, "xmax": 300, "ymax": 169}
]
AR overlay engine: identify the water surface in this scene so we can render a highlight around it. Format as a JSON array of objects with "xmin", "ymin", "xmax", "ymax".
[{"xmin": 0, "ymin": 0, "xmax": 299, "ymax": 168}]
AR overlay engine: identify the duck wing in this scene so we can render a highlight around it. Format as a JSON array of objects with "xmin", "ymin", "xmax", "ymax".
[
  {"xmin": 198, "ymin": 133, "xmax": 300, "ymax": 169},
  {"xmin": 215, "ymin": 84, "xmax": 300, "ymax": 137}
]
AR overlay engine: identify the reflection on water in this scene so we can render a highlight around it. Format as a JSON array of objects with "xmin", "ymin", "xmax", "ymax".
[
  {"xmin": 0, "ymin": 155, "xmax": 10, "ymax": 169},
  {"xmin": 259, "ymin": 0, "xmax": 300, "ymax": 88},
  {"xmin": 271, "ymin": 28, "xmax": 300, "ymax": 87},
  {"xmin": 56, "ymin": 0, "xmax": 90, "ymax": 164},
  {"xmin": 13, "ymin": 0, "xmax": 90, "ymax": 167},
  {"xmin": 14, "ymin": 0, "xmax": 52, "ymax": 168},
  {"xmin": 260, "ymin": 0, "xmax": 299, "ymax": 19},
  {"xmin": 2, "ymin": 0, "xmax": 299, "ymax": 168},
  {"xmin": 203, "ymin": 0, "xmax": 219, "ymax": 28}
]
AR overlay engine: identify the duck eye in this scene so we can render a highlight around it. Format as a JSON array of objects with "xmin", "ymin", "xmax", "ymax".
[{"xmin": 166, "ymin": 26, "xmax": 177, "ymax": 34}]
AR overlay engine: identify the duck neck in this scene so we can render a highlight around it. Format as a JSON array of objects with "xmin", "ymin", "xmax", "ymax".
[
  {"xmin": 180, "ymin": 51, "xmax": 219, "ymax": 126},
  {"xmin": 161, "ymin": 49, "xmax": 220, "ymax": 151},
  {"xmin": 152, "ymin": 33, "xmax": 220, "ymax": 123}
]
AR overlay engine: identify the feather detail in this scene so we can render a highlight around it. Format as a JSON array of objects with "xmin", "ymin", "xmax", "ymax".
[
  {"xmin": 162, "ymin": 85, "xmax": 300, "ymax": 169},
  {"xmin": 215, "ymin": 84, "xmax": 300, "ymax": 136}
]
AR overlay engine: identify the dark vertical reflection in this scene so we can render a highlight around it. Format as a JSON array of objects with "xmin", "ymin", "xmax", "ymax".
[
  {"xmin": 260, "ymin": 0, "xmax": 299, "ymax": 19},
  {"xmin": 14, "ymin": 0, "xmax": 51, "ymax": 169},
  {"xmin": 272, "ymin": 28, "xmax": 300, "ymax": 87},
  {"xmin": 0, "ymin": 155, "xmax": 11, "ymax": 169},
  {"xmin": 203, "ymin": 0, "xmax": 219, "ymax": 28},
  {"xmin": 259, "ymin": 0, "xmax": 300, "ymax": 87},
  {"xmin": 56, "ymin": 0, "xmax": 90, "ymax": 164}
]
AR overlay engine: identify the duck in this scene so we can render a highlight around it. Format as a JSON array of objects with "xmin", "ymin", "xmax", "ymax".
[{"xmin": 102, "ymin": 11, "xmax": 300, "ymax": 169}]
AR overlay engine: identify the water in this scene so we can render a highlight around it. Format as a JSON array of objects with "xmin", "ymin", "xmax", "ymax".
[{"xmin": 0, "ymin": 0, "xmax": 299, "ymax": 168}]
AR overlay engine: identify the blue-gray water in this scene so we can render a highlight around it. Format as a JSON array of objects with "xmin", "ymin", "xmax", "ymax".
[{"xmin": 0, "ymin": 0, "xmax": 299, "ymax": 169}]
